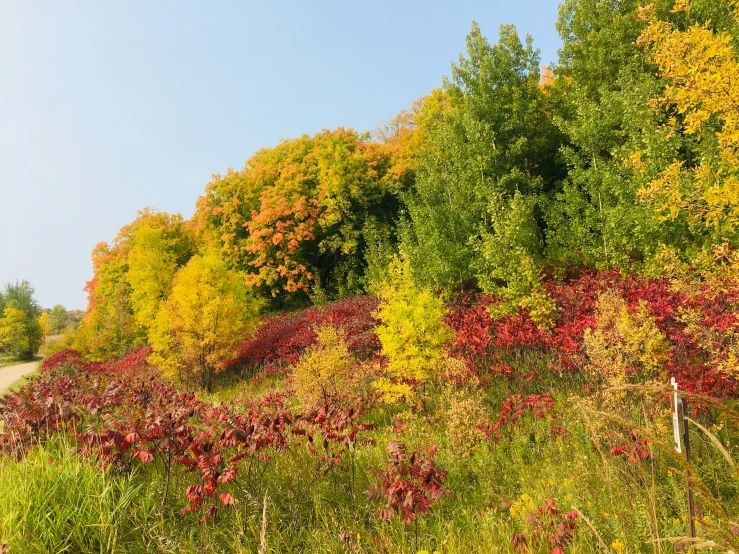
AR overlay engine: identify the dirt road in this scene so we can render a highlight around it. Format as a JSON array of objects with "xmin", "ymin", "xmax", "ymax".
[{"xmin": 0, "ymin": 360, "xmax": 39, "ymax": 394}]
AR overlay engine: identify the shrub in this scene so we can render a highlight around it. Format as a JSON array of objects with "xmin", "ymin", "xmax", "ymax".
[
  {"xmin": 228, "ymin": 295, "xmax": 381, "ymax": 372},
  {"xmin": 442, "ymin": 388, "xmax": 485, "ymax": 459},
  {"xmin": 374, "ymin": 256, "xmax": 453, "ymax": 404},
  {"xmin": 584, "ymin": 291, "xmax": 669, "ymax": 387},
  {"xmin": 292, "ymin": 326, "xmax": 356, "ymax": 409},
  {"xmin": 365, "ymin": 441, "xmax": 450, "ymax": 524}
]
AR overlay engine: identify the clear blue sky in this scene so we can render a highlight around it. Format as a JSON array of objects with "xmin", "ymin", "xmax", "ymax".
[{"xmin": 0, "ymin": 1, "xmax": 563, "ymax": 310}]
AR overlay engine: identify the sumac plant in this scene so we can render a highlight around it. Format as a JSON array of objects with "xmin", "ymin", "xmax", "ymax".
[
  {"xmin": 479, "ymin": 392, "xmax": 566, "ymax": 441},
  {"xmin": 0, "ymin": 348, "xmax": 381, "ymax": 524},
  {"xmin": 523, "ymin": 498, "xmax": 579, "ymax": 553},
  {"xmin": 365, "ymin": 441, "xmax": 451, "ymax": 526},
  {"xmin": 446, "ymin": 270, "xmax": 739, "ymax": 399},
  {"xmin": 227, "ymin": 295, "xmax": 380, "ymax": 375}
]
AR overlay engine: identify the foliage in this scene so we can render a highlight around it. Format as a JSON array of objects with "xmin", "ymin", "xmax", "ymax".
[
  {"xmin": 441, "ymin": 388, "xmax": 485, "ymax": 459},
  {"xmin": 292, "ymin": 326, "xmax": 363, "ymax": 409},
  {"xmin": 0, "ymin": 281, "xmax": 42, "ymax": 360},
  {"xmin": 37, "ymin": 312, "xmax": 50, "ymax": 343},
  {"xmin": 365, "ymin": 441, "xmax": 450, "ymax": 524},
  {"xmin": 228, "ymin": 295, "xmax": 380, "ymax": 374},
  {"xmin": 584, "ymin": 291, "xmax": 670, "ymax": 387},
  {"xmin": 49, "ymin": 304, "xmax": 69, "ymax": 334},
  {"xmin": 638, "ymin": 0, "xmax": 739, "ymax": 244},
  {"xmin": 75, "ymin": 209, "xmax": 192, "ymax": 361},
  {"xmin": 445, "ymin": 270, "xmax": 739, "ymax": 398},
  {"xmin": 374, "ymin": 256, "xmax": 453, "ymax": 404},
  {"xmin": 126, "ymin": 223, "xmax": 188, "ymax": 330},
  {"xmin": 0, "ymin": 306, "xmax": 39, "ymax": 360},
  {"xmin": 149, "ymin": 253, "xmax": 261, "ymax": 391},
  {"xmin": 405, "ymin": 23, "xmax": 564, "ymax": 293},
  {"xmin": 509, "ymin": 497, "xmax": 579, "ymax": 552},
  {"xmin": 195, "ymin": 128, "xmax": 407, "ymax": 301}
]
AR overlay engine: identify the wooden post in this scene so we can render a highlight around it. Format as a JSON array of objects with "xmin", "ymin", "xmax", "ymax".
[
  {"xmin": 672, "ymin": 378, "xmax": 696, "ymax": 539},
  {"xmin": 682, "ymin": 399, "xmax": 696, "ymax": 539}
]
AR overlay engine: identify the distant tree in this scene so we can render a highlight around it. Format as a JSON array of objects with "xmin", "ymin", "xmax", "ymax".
[
  {"xmin": 0, "ymin": 303, "xmax": 41, "ymax": 360},
  {"xmin": 0, "ymin": 281, "xmax": 43, "ymax": 360},
  {"xmin": 149, "ymin": 253, "xmax": 262, "ymax": 391},
  {"xmin": 49, "ymin": 305, "xmax": 68, "ymax": 334},
  {"xmin": 0, "ymin": 307, "xmax": 30, "ymax": 358},
  {"xmin": 0, "ymin": 281, "xmax": 41, "ymax": 321},
  {"xmin": 38, "ymin": 312, "xmax": 51, "ymax": 346}
]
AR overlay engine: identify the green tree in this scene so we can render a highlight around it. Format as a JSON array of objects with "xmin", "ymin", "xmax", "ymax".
[
  {"xmin": 546, "ymin": 0, "xmax": 739, "ymax": 271},
  {"xmin": 404, "ymin": 23, "xmax": 565, "ymax": 293},
  {"xmin": 49, "ymin": 305, "xmax": 68, "ymax": 334},
  {"xmin": 0, "ymin": 280, "xmax": 42, "ymax": 321}
]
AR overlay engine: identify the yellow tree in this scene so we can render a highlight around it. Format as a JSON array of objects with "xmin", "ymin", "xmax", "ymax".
[
  {"xmin": 373, "ymin": 255, "xmax": 452, "ymax": 405},
  {"xmin": 637, "ymin": 0, "xmax": 739, "ymax": 240},
  {"xmin": 75, "ymin": 209, "xmax": 192, "ymax": 360},
  {"xmin": 149, "ymin": 253, "xmax": 262, "ymax": 391},
  {"xmin": 38, "ymin": 312, "xmax": 50, "ymax": 346},
  {"xmin": 126, "ymin": 225, "xmax": 180, "ymax": 330},
  {"xmin": 0, "ymin": 307, "xmax": 36, "ymax": 359}
]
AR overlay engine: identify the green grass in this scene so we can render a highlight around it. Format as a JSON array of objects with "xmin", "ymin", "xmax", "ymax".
[{"xmin": 0, "ymin": 437, "xmax": 155, "ymax": 553}]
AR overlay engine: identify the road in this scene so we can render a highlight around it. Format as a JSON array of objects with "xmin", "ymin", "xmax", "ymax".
[{"xmin": 0, "ymin": 359, "xmax": 39, "ymax": 394}]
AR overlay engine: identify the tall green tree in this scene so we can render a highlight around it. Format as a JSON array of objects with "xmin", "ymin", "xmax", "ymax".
[
  {"xmin": 49, "ymin": 305, "xmax": 68, "ymax": 334},
  {"xmin": 546, "ymin": 0, "xmax": 739, "ymax": 271},
  {"xmin": 404, "ymin": 23, "xmax": 565, "ymax": 294}
]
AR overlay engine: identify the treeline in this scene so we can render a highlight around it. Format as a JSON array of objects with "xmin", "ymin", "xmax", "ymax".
[
  {"xmin": 75, "ymin": 0, "xmax": 739, "ymax": 374},
  {"xmin": 0, "ymin": 282, "xmax": 43, "ymax": 360},
  {"xmin": 0, "ymin": 282, "xmax": 77, "ymax": 361}
]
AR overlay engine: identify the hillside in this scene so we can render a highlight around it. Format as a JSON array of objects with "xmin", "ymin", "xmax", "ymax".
[{"xmin": 2, "ymin": 0, "xmax": 739, "ymax": 552}]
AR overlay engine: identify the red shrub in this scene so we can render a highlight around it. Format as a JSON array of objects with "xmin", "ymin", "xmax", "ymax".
[
  {"xmin": 365, "ymin": 441, "xmax": 451, "ymax": 524},
  {"xmin": 229, "ymin": 296, "xmax": 380, "ymax": 371},
  {"xmin": 446, "ymin": 270, "xmax": 739, "ymax": 398}
]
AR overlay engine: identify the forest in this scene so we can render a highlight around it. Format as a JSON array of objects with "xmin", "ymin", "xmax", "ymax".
[{"xmin": 2, "ymin": 0, "xmax": 739, "ymax": 552}]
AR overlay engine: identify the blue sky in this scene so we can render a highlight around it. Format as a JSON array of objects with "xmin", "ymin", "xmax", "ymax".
[{"xmin": 0, "ymin": 1, "xmax": 563, "ymax": 310}]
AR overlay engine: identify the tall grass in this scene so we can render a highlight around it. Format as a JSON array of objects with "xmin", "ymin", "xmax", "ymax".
[{"xmin": 0, "ymin": 437, "xmax": 146, "ymax": 553}]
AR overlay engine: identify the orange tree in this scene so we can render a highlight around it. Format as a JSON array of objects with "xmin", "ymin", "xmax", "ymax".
[
  {"xmin": 195, "ymin": 127, "xmax": 408, "ymax": 302},
  {"xmin": 75, "ymin": 209, "xmax": 194, "ymax": 360}
]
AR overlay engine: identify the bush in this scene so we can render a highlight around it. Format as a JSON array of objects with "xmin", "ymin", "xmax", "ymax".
[
  {"xmin": 292, "ymin": 326, "xmax": 363, "ymax": 409},
  {"xmin": 374, "ymin": 256, "xmax": 452, "ymax": 405}
]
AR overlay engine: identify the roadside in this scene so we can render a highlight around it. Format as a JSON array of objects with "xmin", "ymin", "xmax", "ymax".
[{"xmin": 0, "ymin": 359, "xmax": 40, "ymax": 396}]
